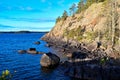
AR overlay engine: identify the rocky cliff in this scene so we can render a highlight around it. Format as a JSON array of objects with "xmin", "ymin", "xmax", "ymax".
[{"xmin": 42, "ymin": 1, "xmax": 120, "ymax": 57}]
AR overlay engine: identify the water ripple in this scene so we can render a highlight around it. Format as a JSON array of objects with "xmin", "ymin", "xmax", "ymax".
[{"xmin": 0, "ymin": 33, "xmax": 70, "ymax": 80}]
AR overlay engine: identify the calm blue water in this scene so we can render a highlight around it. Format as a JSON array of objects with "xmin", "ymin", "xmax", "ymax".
[{"xmin": 0, "ymin": 33, "xmax": 70, "ymax": 80}]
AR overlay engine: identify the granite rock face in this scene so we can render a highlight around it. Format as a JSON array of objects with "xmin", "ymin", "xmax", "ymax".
[{"xmin": 42, "ymin": 1, "xmax": 120, "ymax": 57}]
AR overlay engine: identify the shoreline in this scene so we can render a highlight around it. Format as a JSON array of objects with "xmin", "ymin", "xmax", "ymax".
[{"xmin": 42, "ymin": 37, "xmax": 120, "ymax": 80}]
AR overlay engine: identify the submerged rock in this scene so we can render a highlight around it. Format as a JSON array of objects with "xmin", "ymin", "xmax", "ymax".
[
  {"xmin": 18, "ymin": 48, "xmax": 45, "ymax": 54},
  {"xmin": 27, "ymin": 50, "xmax": 38, "ymax": 54},
  {"xmin": 18, "ymin": 50, "xmax": 26, "ymax": 53},
  {"xmin": 40, "ymin": 52, "xmax": 60, "ymax": 68},
  {"xmin": 34, "ymin": 41, "xmax": 40, "ymax": 45}
]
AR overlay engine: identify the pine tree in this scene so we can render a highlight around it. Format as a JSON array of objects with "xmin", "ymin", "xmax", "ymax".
[
  {"xmin": 85, "ymin": 0, "xmax": 93, "ymax": 8},
  {"xmin": 69, "ymin": 3, "xmax": 76, "ymax": 16},
  {"xmin": 97, "ymin": 0, "xmax": 106, "ymax": 2},
  {"xmin": 76, "ymin": 0, "xmax": 84, "ymax": 13},
  {"xmin": 56, "ymin": 16, "xmax": 61, "ymax": 23},
  {"xmin": 62, "ymin": 10, "xmax": 68, "ymax": 20}
]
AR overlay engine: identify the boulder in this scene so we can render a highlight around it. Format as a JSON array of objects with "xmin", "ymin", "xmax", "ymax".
[
  {"xmin": 66, "ymin": 51, "xmax": 87, "ymax": 59},
  {"xmin": 27, "ymin": 50, "xmax": 38, "ymax": 54},
  {"xmin": 59, "ymin": 48, "xmax": 65, "ymax": 52},
  {"xmin": 18, "ymin": 48, "xmax": 45, "ymax": 54},
  {"xmin": 87, "ymin": 42, "xmax": 97, "ymax": 51},
  {"xmin": 27, "ymin": 48, "xmax": 38, "ymax": 54},
  {"xmin": 72, "ymin": 52, "xmax": 87, "ymax": 59},
  {"xmin": 66, "ymin": 52, "xmax": 73, "ymax": 58},
  {"xmin": 40, "ymin": 52, "xmax": 60, "ymax": 68},
  {"xmin": 37, "ymin": 52, "xmax": 46, "ymax": 54},
  {"xmin": 34, "ymin": 41, "xmax": 40, "ymax": 45},
  {"xmin": 29, "ymin": 48, "xmax": 36, "ymax": 51},
  {"xmin": 18, "ymin": 50, "xmax": 26, "ymax": 53}
]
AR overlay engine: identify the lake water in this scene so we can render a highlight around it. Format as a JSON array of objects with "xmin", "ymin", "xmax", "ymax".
[{"xmin": 0, "ymin": 33, "xmax": 70, "ymax": 80}]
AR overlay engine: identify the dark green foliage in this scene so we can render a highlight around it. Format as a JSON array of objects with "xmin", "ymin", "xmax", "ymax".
[
  {"xmin": 69, "ymin": 3, "xmax": 76, "ymax": 16},
  {"xmin": 58, "ymin": 0, "xmax": 107, "ymax": 22},
  {"xmin": 100, "ymin": 57, "xmax": 109, "ymax": 65},
  {"xmin": 114, "ymin": 28, "xmax": 120, "ymax": 44},
  {"xmin": 56, "ymin": 10, "xmax": 68, "ymax": 22},
  {"xmin": 76, "ymin": 0, "xmax": 107, "ymax": 13},
  {"xmin": 85, "ymin": 0, "xmax": 93, "ymax": 8},
  {"xmin": 85, "ymin": 0, "xmax": 106, "ymax": 9},
  {"xmin": 64, "ymin": 26, "xmax": 101, "ymax": 42},
  {"xmin": 85, "ymin": 31, "xmax": 98, "ymax": 41},
  {"xmin": 64, "ymin": 26, "xmax": 84, "ymax": 41},
  {"xmin": 76, "ymin": 0, "xmax": 85, "ymax": 13},
  {"xmin": 97, "ymin": 0, "xmax": 106, "ymax": 2},
  {"xmin": 56, "ymin": 16, "xmax": 61, "ymax": 23},
  {"xmin": 62, "ymin": 10, "xmax": 68, "ymax": 20},
  {"xmin": 77, "ymin": 15, "xmax": 84, "ymax": 21}
]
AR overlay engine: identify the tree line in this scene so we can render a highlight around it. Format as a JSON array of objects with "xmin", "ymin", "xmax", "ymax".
[{"xmin": 56, "ymin": 0, "xmax": 107, "ymax": 23}]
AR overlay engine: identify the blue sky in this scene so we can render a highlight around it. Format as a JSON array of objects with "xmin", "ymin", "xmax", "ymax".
[{"xmin": 0, "ymin": 0, "xmax": 79, "ymax": 31}]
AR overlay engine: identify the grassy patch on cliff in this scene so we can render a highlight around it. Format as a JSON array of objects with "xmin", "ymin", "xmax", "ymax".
[
  {"xmin": 63, "ymin": 27, "xmax": 101, "ymax": 43},
  {"xmin": 63, "ymin": 26, "xmax": 83, "ymax": 41},
  {"xmin": 63, "ymin": 26, "xmax": 99, "ymax": 42}
]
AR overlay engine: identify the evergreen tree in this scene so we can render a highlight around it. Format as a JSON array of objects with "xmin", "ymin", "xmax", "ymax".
[
  {"xmin": 85, "ymin": 0, "xmax": 106, "ymax": 8},
  {"xmin": 85, "ymin": 0, "xmax": 93, "ymax": 8},
  {"xmin": 62, "ymin": 10, "xmax": 68, "ymax": 20},
  {"xmin": 97, "ymin": 0, "xmax": 106, "ymax": 2},
  {"xmin": 76, "ymin": 0, "xmax": 84, "ymax": 13},
  {"xmin": 69, "ymin": 3, "xmax": 76, "ymax": 16},
  {"xmin": 56, "ymin": 16, "xmax": 61, "ymax": 23}
]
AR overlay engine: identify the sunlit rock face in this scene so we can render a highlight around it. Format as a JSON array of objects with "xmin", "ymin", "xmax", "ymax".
[{"xmin": 42, "ymin": 1, "xmax": 120, "ymax": 57}]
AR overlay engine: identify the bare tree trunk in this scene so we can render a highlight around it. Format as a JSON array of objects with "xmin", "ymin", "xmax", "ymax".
[
  {"xmin": 111, "ymin": 0, "xmax": 115, "ymax": 47},
  {"xmin": 118, "ymin": 13, "xmax": 120, "ymax": 54},
  {"xmin": 119, "ymin": 5, "xmax": 120, "ymax": 52},
  {"xmin": 111, "ymin": 0, "xmax": 117, "ymax": 48}
]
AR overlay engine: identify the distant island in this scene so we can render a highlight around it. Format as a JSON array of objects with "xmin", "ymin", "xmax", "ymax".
[{"xmin": 0, "ymin": 31, "xmax": 49, "ymax": 33}]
